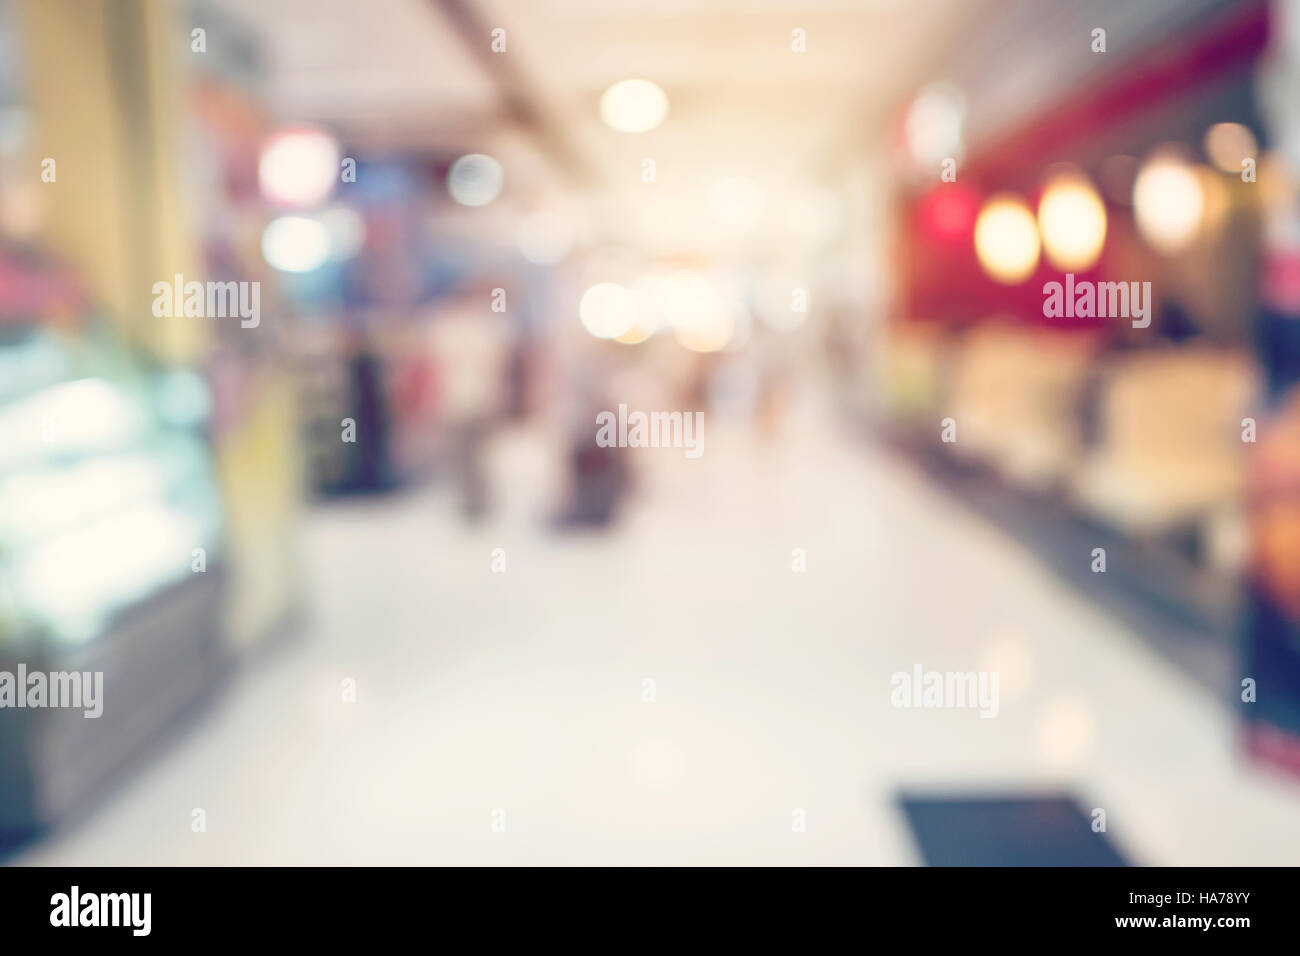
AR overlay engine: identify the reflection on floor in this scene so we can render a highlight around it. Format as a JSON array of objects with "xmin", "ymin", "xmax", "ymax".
[{"xmin": 17, "ymin": 393, "xmax": 1300, "ymax": 864}]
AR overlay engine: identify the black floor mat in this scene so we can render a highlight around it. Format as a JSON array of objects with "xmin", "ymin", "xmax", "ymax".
[{"xmin": 899, "ymin": 793, "xmax": 1130, "ymax": 866}]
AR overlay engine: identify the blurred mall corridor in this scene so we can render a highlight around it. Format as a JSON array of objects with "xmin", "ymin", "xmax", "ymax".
[
  {"xmin": 15, "ymin": 384, "xmax": 1300, "ymax": 866},
  {"xmin": 3, "ymin": 0, "xmax": 1300, "ymax": 876}
]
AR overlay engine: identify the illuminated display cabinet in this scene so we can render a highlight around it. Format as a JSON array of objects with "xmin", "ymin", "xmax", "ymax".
[{"xmin": 0, "ymin": 319, "xmax": 227, "ymax": 832}]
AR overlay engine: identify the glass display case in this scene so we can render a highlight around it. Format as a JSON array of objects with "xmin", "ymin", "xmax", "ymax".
[{"xmin": 0, "ymin": 312, "xmax": 227, "ymax": 831}]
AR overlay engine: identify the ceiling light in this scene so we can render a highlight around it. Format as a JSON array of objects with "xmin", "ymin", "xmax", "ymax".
[
  {"xmin": 447, "ymin": 153, "xmax": 504, "ymax": 207},
  {"xmin": 1133, "ymin": 150, "xmax": 1204, "ymax": 255},
  {"xmin": 600, "ymin": 79, "xmax": 669, "ymax": 134},
  {"xmin": 259, "ymin": 127, "xmax": 340, "ymax": 209},
  {"xmin": 262, "ymin": 215, "xmax": 331, "ymax": 273},
  {"xmin": 973, "ymin": 195, "xmax": 1040, "ymax": 284},
  {"xmin": 1037, "ymin": 170, "xmax": 1107, "ymax": 271}
]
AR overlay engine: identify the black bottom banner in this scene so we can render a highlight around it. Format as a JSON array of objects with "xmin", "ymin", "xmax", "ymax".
[{"xmin": 0, "ymin": 865, "xmax": 1288, "ymax": 943}]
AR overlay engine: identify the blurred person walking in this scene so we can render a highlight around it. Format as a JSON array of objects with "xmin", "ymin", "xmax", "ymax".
[
  {"xmin": 345, "ymin": 330, "xmax": 394, "ymax": 492},
  {"xmin": 553, "ymin": 342, "xmax": 631, "ymax": 528},
  {"xmin": 429, "ymin": 295, "xmax": 512, "ymax": 521}
]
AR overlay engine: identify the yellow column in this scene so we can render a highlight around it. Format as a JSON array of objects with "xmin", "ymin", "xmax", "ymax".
[{"xmin": 19, "ymin": 0, "xmax": 202, "ymax": 364}]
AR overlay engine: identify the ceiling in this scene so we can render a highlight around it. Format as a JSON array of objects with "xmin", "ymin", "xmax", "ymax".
[
  {"xmin": 203, "ymin": 0, "xmax": 499, "ymax": 134},
  {"xmin": 205, "ymin": 0, "xmax": 973, "ymax": 181},
  {"xmin": 202, "ymin": 0, "xmax": 1255, "ymax": 254}
]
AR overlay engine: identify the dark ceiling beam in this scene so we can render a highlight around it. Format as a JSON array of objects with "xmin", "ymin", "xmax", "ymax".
[{"xmin": 429, "ymin": 0, "xmax": 598, "ymax": 186}]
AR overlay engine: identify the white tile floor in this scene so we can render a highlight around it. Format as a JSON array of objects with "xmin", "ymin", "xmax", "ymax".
[{"xmin": 20, "ymin": 391, "xmax": 1300, "ymax": 864}]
